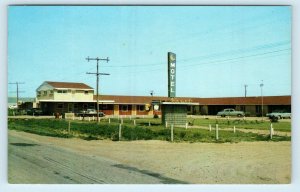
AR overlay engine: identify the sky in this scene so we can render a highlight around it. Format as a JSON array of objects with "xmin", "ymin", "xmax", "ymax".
[{"xmin": 7, "ymin": 6, "xmax": 291, "ymax": 98}]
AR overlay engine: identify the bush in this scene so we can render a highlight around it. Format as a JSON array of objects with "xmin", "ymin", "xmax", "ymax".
[{"xmin": 153, "ymin": 114, "xmax": 159, "ymax": 118}]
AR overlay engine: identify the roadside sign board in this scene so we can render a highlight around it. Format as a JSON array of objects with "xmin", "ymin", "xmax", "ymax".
[{"xmin": 168, "ymin": 52, "xmax": 176, "ymax": 98}]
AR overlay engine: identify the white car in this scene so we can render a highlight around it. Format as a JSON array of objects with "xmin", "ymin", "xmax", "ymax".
[{"xmin": 266, "ymin": 111, "xmax": 291, "ymax": 119}]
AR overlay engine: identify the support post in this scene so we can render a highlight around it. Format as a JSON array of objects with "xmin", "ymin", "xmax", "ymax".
[
  {"xmin": 270, "ymin": 123, "xmax": 273, "ymax": 139},
  {"xmin": 119, "ymin": 124, "xmax": 122, "ymax": 141},
  {"xmin": 171, "ymin": 124, "xmax": 174, "ymax": 142},
  {"xmin": 216, "ymin": 124, "xmax": 219, "ymax": 140},
  {"xmin": 68, "ymin": 121, "xmax": 71, "ymax": 134}
]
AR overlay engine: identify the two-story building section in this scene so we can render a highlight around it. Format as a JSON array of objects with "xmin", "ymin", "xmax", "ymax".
[{"xmin": 36, "ymin": 81, "xmax": 96, "ymax": 114}]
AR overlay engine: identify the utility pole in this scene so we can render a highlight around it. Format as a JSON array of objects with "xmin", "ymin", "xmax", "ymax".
[
  {"xmin": 260, "ymin": 80, "xmax": 264, "ymax": 119},
  {"xmin": 86, "ymin": 56, "xmax": 110, "ymax": 122},
  {"xmin": 244, "ymin": 84, "xmax": 248, "ymax": 97},
  {"xmin": 9, "ymin": 82, "xmax": 25, "ymax": 109}
]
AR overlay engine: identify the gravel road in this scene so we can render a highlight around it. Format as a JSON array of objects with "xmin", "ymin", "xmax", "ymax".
[
  {"xmin": 8, "ymin": 131, "xmax": 184, "ymax": 184},
  {"xmin": 8, "ymin": 130, "xmax": 291, "ymax": 184}
]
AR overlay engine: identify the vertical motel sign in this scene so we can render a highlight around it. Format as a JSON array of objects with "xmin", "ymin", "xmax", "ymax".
[{"xmin": 168, "ymin": 52, "xmax": 176, "ymax": 98}]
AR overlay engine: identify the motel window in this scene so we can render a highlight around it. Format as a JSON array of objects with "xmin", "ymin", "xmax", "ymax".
[
  {"xmin": 57, "ymin": 103, "xmax": 64, "ymax": 109},
  {"xmin": 88, "ymin": 104, "xmax": 94, "ymax": 108},
  {"xmin": 121, "ymin": 105, "xmax": 128, "ymax": 111},
  {"xmin": 84, "ymin": 91, "xmax": 89, "ymax": 95},
  {"xmin": 58, "ymin": 90, "xmax": 67, "ymax": 94},
  {"xmin": 102, "ymin": 104, "xmax": 108, "ymax": 109},
  {"xmin": 43, "ymin": 91, "xmax": 47, "ymax": 96},
  {"xmin": 83, "ymin": 104, "xmax": 88, "ymax": 110},
  {"xmin": 138, "ymin": 105, "xmax": 145, "ymax": 111},
  {"xmin": 74, "ymin": 104, "xmax": 78, "ymax": 109}
]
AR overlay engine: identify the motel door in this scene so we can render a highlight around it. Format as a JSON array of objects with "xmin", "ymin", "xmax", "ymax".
[{"xmin": 68, "ymin": 103, "xmax": 74, "ymax": 113}]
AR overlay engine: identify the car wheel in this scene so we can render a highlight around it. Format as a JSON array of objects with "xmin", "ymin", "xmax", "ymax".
[{"xmin": 237, "ymin": 114, "xmax": 242, "ymax": 117}]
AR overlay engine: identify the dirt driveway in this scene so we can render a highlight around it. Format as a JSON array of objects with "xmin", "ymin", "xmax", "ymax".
[{"xmin": 9, "ymin": 130, "xmax": 291, "ymax": 184}]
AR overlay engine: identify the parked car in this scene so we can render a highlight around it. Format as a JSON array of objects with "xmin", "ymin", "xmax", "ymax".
[
  {"xmin": 217, "ymin": 108, "xmax": 245, "ymax": 117},
  {"xmin": 26, "ymin": 108, "xmax": 43, "ymax": 116},
  {"xmin": 266, "ymin": 111, "xmax": 291, "ymax": 119},
  {"xmin": 76, "ymin": 109, "xmax": 105, "ymax": 117}
]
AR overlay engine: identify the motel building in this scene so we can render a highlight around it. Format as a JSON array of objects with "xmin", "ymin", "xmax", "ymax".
[{"xmin": 35, "ymin": 81, "xmax": 291, "ymax": 117}]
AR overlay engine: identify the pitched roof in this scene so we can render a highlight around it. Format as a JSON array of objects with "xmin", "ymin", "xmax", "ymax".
[
  {"xmin": 94, "ymin": 95, "xmax": 291, "ymax": 105},
  {"xmin": 46, "ymin": 81, "xmax": 93, "ymax": 90}
]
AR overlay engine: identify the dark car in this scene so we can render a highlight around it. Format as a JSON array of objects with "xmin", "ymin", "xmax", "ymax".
[
  {"xmin": 76, "ymin": 109, "xmax": 105, "ymax": 117},
  {"xmin": 27, "ymin": 108, "xmax": 43, "ymax": 116}
]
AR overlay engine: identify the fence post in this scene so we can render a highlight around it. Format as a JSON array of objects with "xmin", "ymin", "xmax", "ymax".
[
  {"xmin": 119, "ymin": 124, "xmax": 122, "ymax": 141},
  {"xmin": 68, "ymin": 121, "xmax": 71, "ymax": 134},
  {"xmin": 270, "ymin": 123, "xmax": 273, "ymax": 139},
  {"xmin": 166, "ymin": 121, "xmax": 168, "ymax": 128},
  {"xmin": 109, "ymin": 118, "xmax": 111, "ymax": 124},
  {"xmin": 149, "ymin": 121, "xmax": 151, "ymax": 127},
  {"xmin": 88, "ymin": 117, "xmax": 90, "ymax": 122},
  {"xmin": 216, "ymin": 124, "xmax": 219, "ymax": 140},
  {"xmin": 234, "ymin": 125, "xmax": 236, "ymax": 133},
  {"xmin": 134, "ymin": 119, "xmax": 136, "ymax": 126},
  {"xmin": 92, "ymin": 116, "xmax": 95, "ymax": 121},
  {"xmin": 209, "ymin": 124, "xmax": 212, "ymax": 132},
  {"xmin": 185, "ymin": 122, "xmax": 188, "ymax": 129},
  {"xmin": 171, "ymin": 124, "xmax": 174, "ymax": 142}
]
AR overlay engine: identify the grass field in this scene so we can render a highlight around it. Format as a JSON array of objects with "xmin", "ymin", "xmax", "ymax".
[
  {"xmin": 187, "ymin": 117, "xmax": 291, "ymax": 132},
  {"xmin": 8, "ymin": 118, "xmax": 291, "ymax": 143}
]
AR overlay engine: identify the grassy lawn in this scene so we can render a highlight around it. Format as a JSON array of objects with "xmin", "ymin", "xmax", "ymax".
[
  {"xmin": 8, "ymin": 118, "xmax": 290, "ymax": 143},
  {"xmin": 188, "ymin": 117, "xmax": 291, "ymax": 132}
]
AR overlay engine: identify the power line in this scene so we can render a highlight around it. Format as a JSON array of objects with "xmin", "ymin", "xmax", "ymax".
[
  {"xmin": 100, "ymin": 41, "xmax": 290, "ymax": 69},
  {"xmin": 123, "ymin": 48, "xmax": 290, "ymax": 74}
]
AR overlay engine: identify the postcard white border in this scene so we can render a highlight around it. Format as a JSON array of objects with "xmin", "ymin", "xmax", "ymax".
[{"xmin": 1, "ymin": 1, "xmax": 299, "ymax": 192}]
